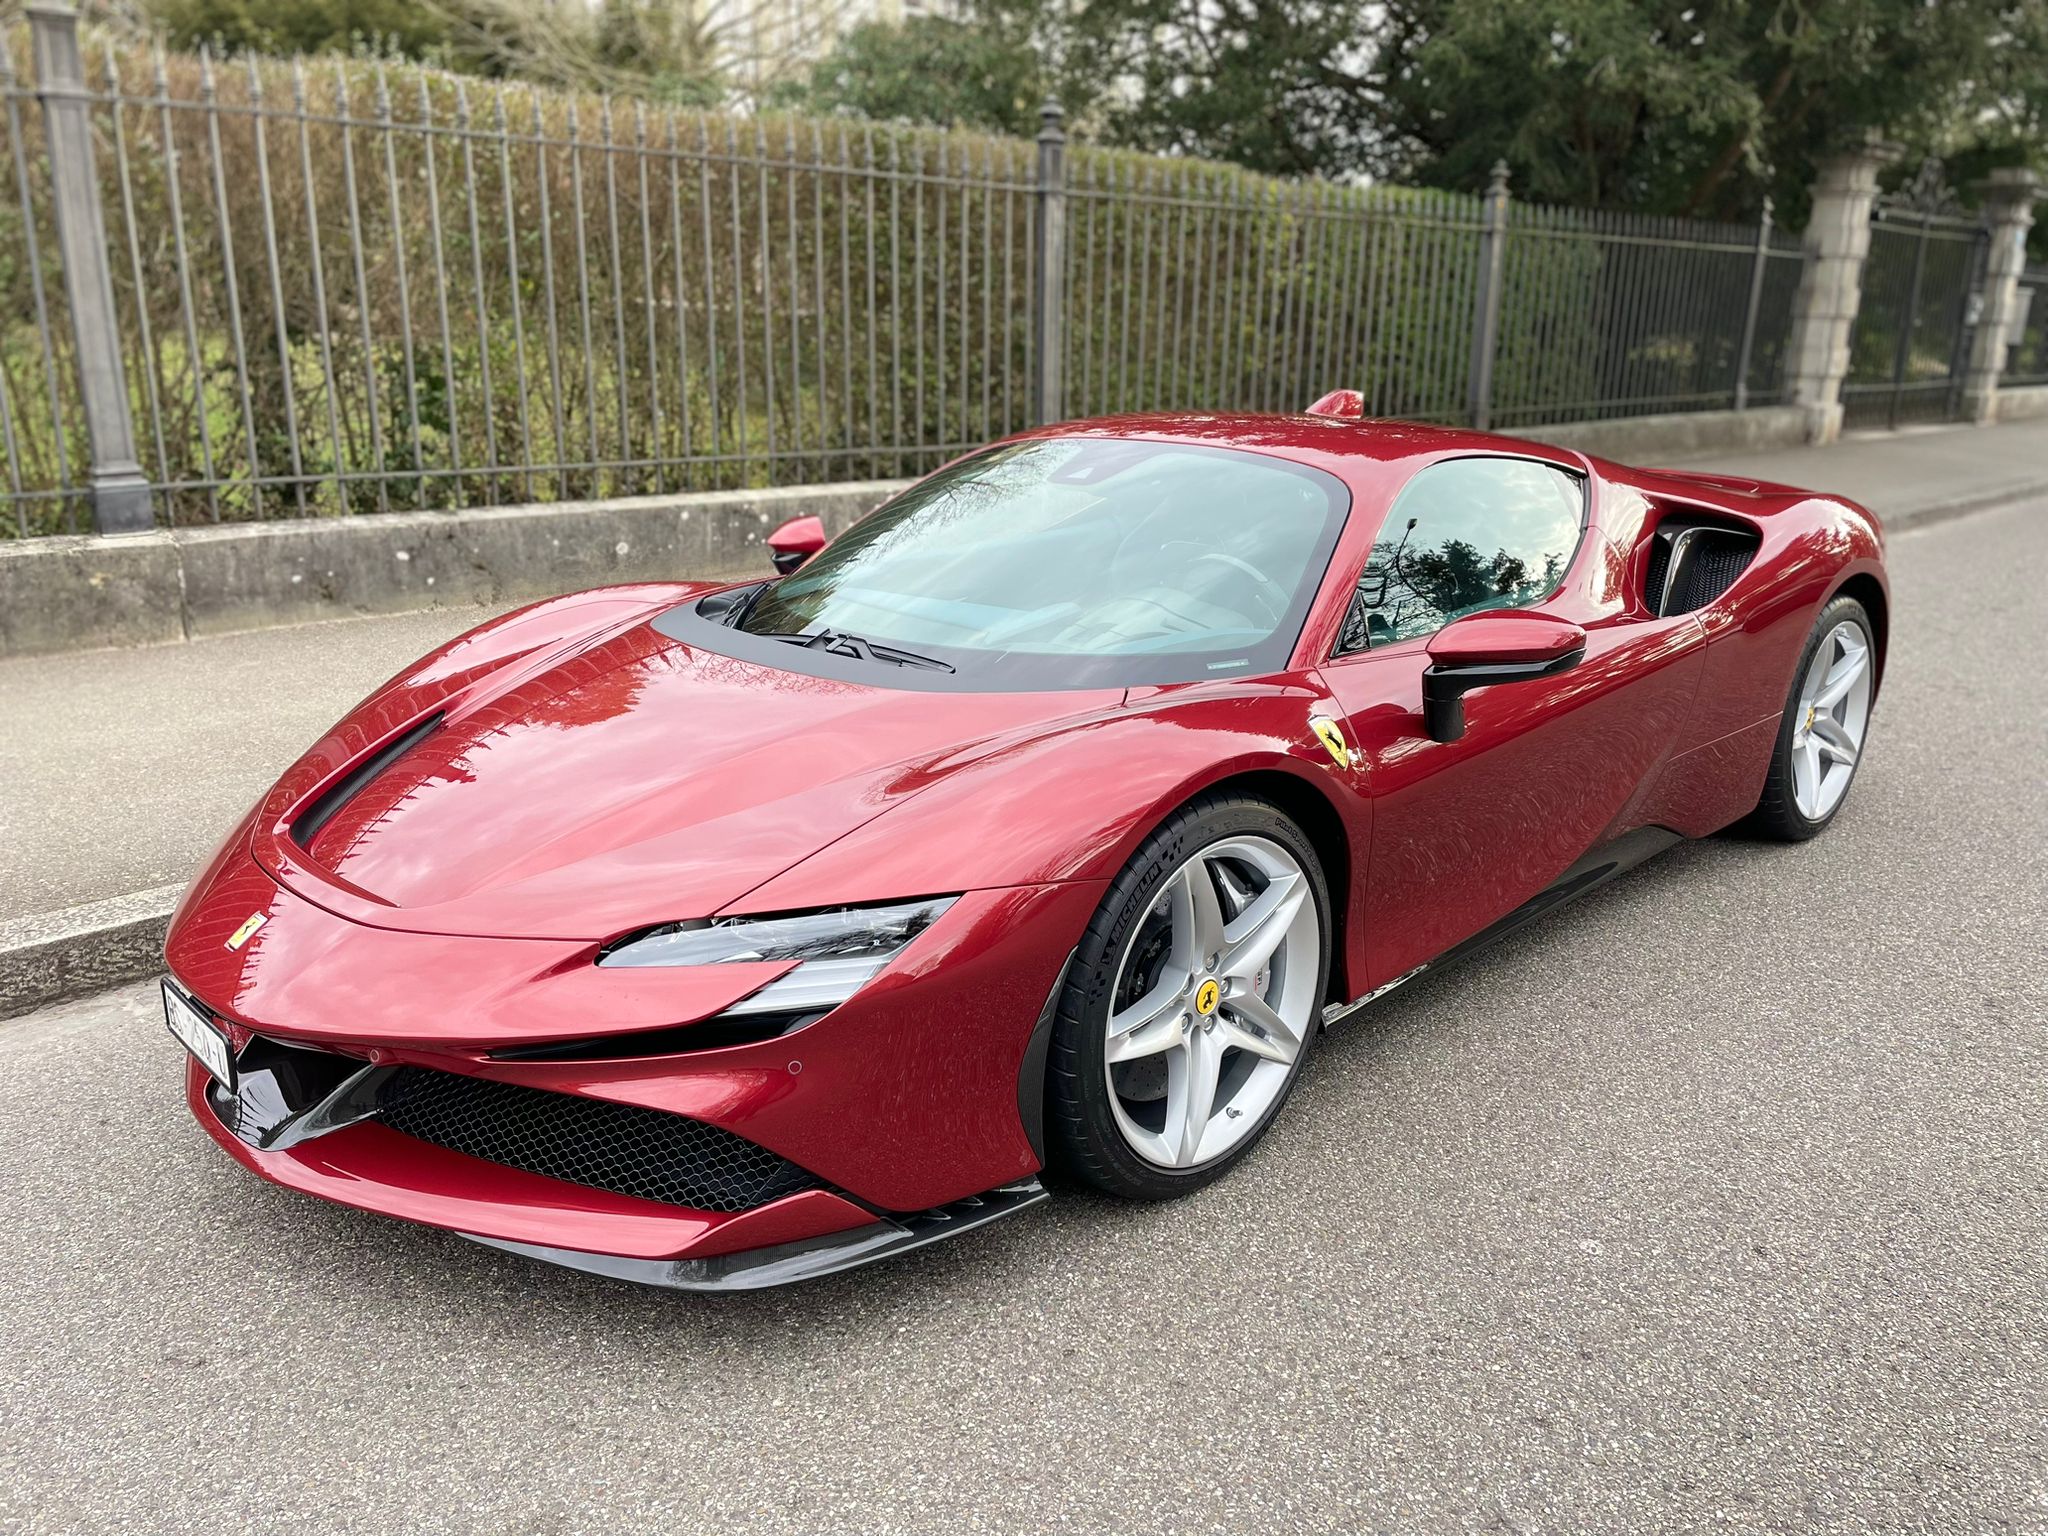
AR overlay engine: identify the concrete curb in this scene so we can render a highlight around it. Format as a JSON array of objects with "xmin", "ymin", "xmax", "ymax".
[
  {"xmin": 0, "ymin": 884, "xmax": 181, "ymax": 1021},
  {"xmin": 1, "ymin": 474, "xmax": 2035, "ymax": 1024},
  {"xmin": 1879, "ymin": 476, "xmax": 2048, "ymax": 534}
]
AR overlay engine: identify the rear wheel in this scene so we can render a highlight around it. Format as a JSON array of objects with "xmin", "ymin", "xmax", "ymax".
[
  {"xmin": 1047, "ymin": 793, "xmax": 1329, "ymax": 1200},
  {"xmin": 1749, "ymin": 595, "xmax": 1876, "ymax": 840}
]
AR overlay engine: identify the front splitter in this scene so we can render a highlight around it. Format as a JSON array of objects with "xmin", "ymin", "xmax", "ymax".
[{"xmin": 461, "ymin": 1178, "xmax": 1050, "ymax": 1291}]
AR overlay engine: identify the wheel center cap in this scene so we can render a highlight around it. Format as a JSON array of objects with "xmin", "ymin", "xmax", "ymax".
[{"xmin": 1194, "ymin": 978, "xmax": 1221, "ymax": 1017}]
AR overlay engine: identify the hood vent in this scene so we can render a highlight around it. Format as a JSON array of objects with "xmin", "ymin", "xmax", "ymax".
[{"xmin": 291, "ymin": 712, "xmax": 444, "ymax": 848}]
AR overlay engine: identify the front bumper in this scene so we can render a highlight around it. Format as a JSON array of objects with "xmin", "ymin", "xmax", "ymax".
[{"xmin": 168, "ymin": 852, "xmax": 1100, "ymax": 1285}]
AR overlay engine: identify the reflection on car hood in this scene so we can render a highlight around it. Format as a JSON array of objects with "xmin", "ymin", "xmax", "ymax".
[{"xmin": 273, "ymin": 622, "xmax": 1122, "ymax": 940}]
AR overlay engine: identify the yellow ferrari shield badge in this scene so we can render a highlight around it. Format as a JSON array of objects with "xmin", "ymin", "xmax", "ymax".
[
  {"xmin": 1194, "ymin": 978, "xmax": 1221, "ymax": 1016},
  {"xmin": 225, "ymin": 911, "xmax": 267, "ymax": 951},
  {"xmin": 1309, "ymin": 715, "xmax": 1355, "ymax": 770}
]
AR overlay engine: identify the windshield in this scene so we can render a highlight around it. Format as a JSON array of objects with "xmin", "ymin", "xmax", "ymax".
[{"xmin": 707, "ymin": 438, "xmax": 1348, "ymax": 690}]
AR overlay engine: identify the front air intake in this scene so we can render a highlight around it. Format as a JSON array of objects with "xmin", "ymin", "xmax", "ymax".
[
  {"xmin": 1643, "ymin": 520, "xmax": 1759, "ymax": 616},
  {"xmin": 377, "ymin": 1068, "xmax": 820, "ymax": 1213}
]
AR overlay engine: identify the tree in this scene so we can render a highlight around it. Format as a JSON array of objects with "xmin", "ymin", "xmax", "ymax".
[
  {"xmin": 145, "ymin": 0, "xmax": 456, "ymax": 59},
  {"xmin": 986, "ymin": 0, "xmax": 1383, "ymax": 176},
  {"xmin": 1367, "ymin": 0, "xmax": 2048, "ymax": 222},
  {"xmin": 979, "ymin": 0, "xmax": 2044, "ymax": 220},
  {"xmin": 769, "ymin": 13, "xmax": 1047, "ymax": 135}
]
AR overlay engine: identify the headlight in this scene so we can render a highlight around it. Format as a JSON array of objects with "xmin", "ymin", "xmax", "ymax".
[{"xmin": 598, "ymin": 897, "xmax": 957, "ymax": 1015}]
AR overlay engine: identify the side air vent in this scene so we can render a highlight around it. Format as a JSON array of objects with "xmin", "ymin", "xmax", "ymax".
[
  {"xmin": 291, "ymin": 711, "xmax": 443, "ymax": 847},
  {"xmin": 1643, "ymin": 519, "xmax": 1759, "ymax": 617}
]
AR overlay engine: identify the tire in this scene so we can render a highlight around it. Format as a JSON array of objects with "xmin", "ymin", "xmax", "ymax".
[
  {"xmin": 1748, "ymin": 595, "xmax": 1877, "ymax": 841},
  {"xmin": 1047, "ymin": 792, "xmax": 1330, "ymax": 1200}
]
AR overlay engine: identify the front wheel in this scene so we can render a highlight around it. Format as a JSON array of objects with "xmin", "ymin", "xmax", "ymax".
[
  {"xmin": 1047, "ymin": 793, "xmax": 1330, "ymax": 1200},
  {"xmin": 1749, "ymin": 595, "xmax": 1877, "ymax": 840}
]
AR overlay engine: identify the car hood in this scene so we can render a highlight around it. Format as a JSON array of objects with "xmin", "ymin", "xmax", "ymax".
[{"xmin": 254, "ymin": 619, "xmax": 1122, "ymax": 940}]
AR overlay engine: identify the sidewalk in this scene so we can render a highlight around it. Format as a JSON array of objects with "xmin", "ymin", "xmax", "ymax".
[{"xmin": 3, "ymin": 415, "xmax": 2045, "ymax": 1014}]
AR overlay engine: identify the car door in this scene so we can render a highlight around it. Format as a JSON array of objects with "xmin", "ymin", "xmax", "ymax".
[{"xmin": 1314, "ymin": 454, "xmax": 1705, "ymax": 990}]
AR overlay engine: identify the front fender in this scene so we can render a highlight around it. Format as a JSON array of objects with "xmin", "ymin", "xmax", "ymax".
[{"xmin": 731, "ymin": 675, "xmax": 1369, "ymax": 926}]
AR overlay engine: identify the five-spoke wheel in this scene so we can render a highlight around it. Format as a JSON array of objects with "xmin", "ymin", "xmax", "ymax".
[
  {"xmin": 1789, "ymin": 617, "xmax": 1872, "ymax": 821},
  {"xmin": 1049, "ymin": 795, "xmax": 1329, "ymax": 1198},
  {"xmin": 1753, "ymin": 594, "xmax": 1878, "ymax": 839}
]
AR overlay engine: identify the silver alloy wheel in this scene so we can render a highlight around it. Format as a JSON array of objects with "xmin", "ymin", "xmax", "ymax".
[
  {"xmin": 1791, "ymin": 618, "xmax": 1873, "ymax": 820},
  {"xmin": 1103, "ymin": 835, "xmax": 1320, "ymax": 1170}
]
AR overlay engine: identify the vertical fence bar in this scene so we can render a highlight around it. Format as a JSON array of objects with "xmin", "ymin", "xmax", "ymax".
[
  {"xmin": 1465, "ymin": 162, "xmax": 1510, "ymax": 429},
  {"xmin": 753, "ymin": 120, "xmax": 777, "ymax": 477},
  {"xmin": 1890, "ymin": 212, "xmax": 1932, "ymax": 430},
  {"xmin": 784, "ymin": 119, "xmax": 803, "ymax": 468},
  {"xmin": 637, "ymin": 105, "xmax": 663, "ymax": 491},
  {"xmin": 724, "ymin": 119, "xmax": 748, "ymax": 483},
  {"xmin": 376, "ymin": 66, "xmax": 423, "ymax": 505},
  {"xmin": 493, "ymin": 88, "xmax": 535, "ymax": 500},
  {"xmin": 1031, "ymin": 101, "xmax": 1066, "ymax": 425},
  {"xmin": 885, "ymin": 128, "xmax": 901, "ymax": 474},
  {"xmin": 419, "ymin": 75, "xmax": 461, "ymax": 492},
  {"xmin": 604, "ymin": 101, "xmax": 631, "ymax": 484},
  {"xmin": 456, "ymin": 81, "xmax": 498, "ymax": 500},
  {"xmin": 29, "ymin": 2, "xmax": 150, "ymax": 530},
  {"xmin": 860, "ymin": 124, "xmax": 878, "ymax": 470},
  {"xmin": 199, "ymin": 49, "xmax": 263, "ymax": 518},
  {"xmin": 336, "ymin": 65, "xmax": 387, "ymax": 512},
  {"xmin": 291, "ymin": 61, "xmax": 340, "ymax": 516},
  {"xmin": 246, "ymin": 60, "xmax": 304, "ymax": 515},
  {"xmin": 697, "ymin": 121, "xmax": 722, "ymax": 473},
  {"xmin": 102, "ymin": 43, "xmax": 167, "ymax": 494},
  {"xmin": 668, "ymin": 111, "xmax": 694, "ymax": 470},
  {"xmin": 535, "ymin": 95, "xmax": 568, "ymax": 493},
  {"xmin": 1733, "ymin": 198, "xmax": 1774, "ymax": 411}
]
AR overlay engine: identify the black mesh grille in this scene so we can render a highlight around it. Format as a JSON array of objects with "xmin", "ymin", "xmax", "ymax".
[
  {"xmin": 1666, "ymin": 535, "xmax": 1756, "ymax": 612},
  {"xmin": 1643, "ymin": 535, "xmax": 1674, "ymax": 612},
  {"xmin": 379, "ymin": 1068, "xmax": 819, "ymax": 1213}
]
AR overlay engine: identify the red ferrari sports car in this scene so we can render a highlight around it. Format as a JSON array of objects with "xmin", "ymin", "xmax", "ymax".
[{"xmin": 163, "ymin": 404, "xmax": 1887, "ymax": 1289}]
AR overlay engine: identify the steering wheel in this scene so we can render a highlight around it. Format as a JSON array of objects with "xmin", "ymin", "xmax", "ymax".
[{"xmin": 1193, "ymin": 552, "xmax": 1290, "ymax": 624}]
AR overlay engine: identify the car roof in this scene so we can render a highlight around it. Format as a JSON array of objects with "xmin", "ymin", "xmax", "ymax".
[{"xmin": 1008, "ymin": 411, "xmax": 1590, "ymax": 477}]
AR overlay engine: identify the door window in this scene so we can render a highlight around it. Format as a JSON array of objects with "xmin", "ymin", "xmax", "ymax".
[{"xmin": 1338, "ymin": 457, "xmax": 1586, "ymax": 652}]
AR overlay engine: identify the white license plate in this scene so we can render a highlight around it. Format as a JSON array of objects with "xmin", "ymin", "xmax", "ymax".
[{"xmin": 163, "ymin": 980, "xmax": 234, "ymax": 1088}]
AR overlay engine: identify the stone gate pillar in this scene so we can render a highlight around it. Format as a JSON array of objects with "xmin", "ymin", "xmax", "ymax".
[
  {"xmin": 1785, "ymin": 137, "xmax": 1899, "ymax": 444},
  {"xmin": 1961, "ymin": 168, "xmax": 2043, "ymax": 423}
]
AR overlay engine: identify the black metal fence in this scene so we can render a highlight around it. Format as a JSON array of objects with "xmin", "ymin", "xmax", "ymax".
[
  {"xmin": 3, "ymin": 16, "xmax": 1809, "ymax": 537},
  {"xmin": 1841, "ymin": 200, "xmax": 1989, "ymax": 431}
]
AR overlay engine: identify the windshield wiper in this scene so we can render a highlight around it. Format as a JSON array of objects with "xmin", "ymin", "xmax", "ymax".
[{"xmin": 756, "ymin": 628, "xmax": 955, "ymax": 673}]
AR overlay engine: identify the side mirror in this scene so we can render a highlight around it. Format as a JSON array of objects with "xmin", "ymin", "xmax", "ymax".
[
  {"xmin": 766, "ymin": 515, "xmax": 827, "ymax": 576},
  {"xmin": 1421, "ymin": 611, "xmax": 1586, "ymax": 743}
]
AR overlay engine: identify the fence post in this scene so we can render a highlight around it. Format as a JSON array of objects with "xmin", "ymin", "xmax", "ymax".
[
  {"xmin": 28, "ymin": 1, "xmax": 151, "ymax": 533},
  {"xmin": 1959, "ymin": 168, "xmax": 2042, "ymax": 423},
  {"xmin": 1031, "ymin": 100, "xmax": 1067, "ymax": 426},
  {"xmin": 1784, "ymin": 135, "xmax": 1897, "ymax": 445},
  {"xmin": 1466, "ymin": 160, "xmax": 1509, "ymax": 431},
  {"xmin": 1733, "ymin": 197, "xmax": 1774, "ymax": 411}
]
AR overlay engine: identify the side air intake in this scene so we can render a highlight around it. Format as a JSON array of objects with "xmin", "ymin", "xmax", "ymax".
[{"xmin": 1643, "ymin": 519, "xmax": 1759, "ymax": 616}]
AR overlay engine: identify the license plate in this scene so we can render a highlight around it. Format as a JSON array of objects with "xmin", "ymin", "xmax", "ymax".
[{"xmin": 163, "ymin": 980, "xmax": 235, "ymax": 1088}]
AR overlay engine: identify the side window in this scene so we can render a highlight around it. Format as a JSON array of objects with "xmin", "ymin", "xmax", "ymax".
[{"xmin": 1338, "ymin": 458, "xmax": 1586, "ymax": 652}]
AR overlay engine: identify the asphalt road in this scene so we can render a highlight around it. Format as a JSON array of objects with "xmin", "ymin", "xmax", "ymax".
[{"xmin": 2, "ymin": 501, "xmax": 2043, "ymax": 1535}]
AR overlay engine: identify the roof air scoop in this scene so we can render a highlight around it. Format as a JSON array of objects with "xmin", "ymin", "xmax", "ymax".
[{"xmin": 1305, "ymin": 389, "xmax": 1365, "ymax": 420}]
